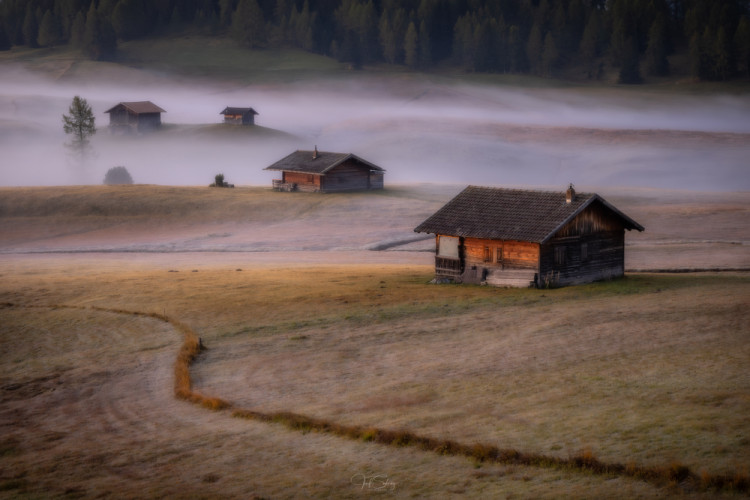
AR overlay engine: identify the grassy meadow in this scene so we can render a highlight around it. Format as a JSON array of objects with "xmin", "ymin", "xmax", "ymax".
[{"xmin": 1, "ymin": 247, "xmax": 749, "ymax": 497}]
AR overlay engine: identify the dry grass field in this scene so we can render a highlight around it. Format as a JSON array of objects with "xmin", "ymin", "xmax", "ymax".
[{"xmin": 1, "ymin": 185, "xmax": 749, "ymax": 498}]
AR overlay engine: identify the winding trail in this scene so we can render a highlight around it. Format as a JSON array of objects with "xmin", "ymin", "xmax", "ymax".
[{"xmin": 5, "ymin": 301, "xmax": 746, "ymax": 495}]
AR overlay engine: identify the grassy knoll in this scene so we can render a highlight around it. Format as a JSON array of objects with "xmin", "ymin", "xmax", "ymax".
[
  {"xmin": 1, "ymin": 251, "xmax": 748, "ymax": 497},
  {"xmin": 117, "ymin": 36, "xmax": 346, "ymax": 84}
]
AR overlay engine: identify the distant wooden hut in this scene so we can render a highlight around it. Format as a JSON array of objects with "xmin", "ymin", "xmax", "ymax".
[
  {"xmin": 414, "ymin": 185, "xmax": 644, "ymax": 288},
  {"xmin": 104, "ymin": 101, "xmax": 165, "ymax": 133},
  {"xmin": 220, "ymin": 107, "xmax": 258, "ymax": 125},
  {"xmin": 264, "ymin": 148, "xmax": 385, "ymax": 193}
]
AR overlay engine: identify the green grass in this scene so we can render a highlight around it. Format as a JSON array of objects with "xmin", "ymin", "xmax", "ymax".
[{"xmin": 116, "ymin": 36, "xmax": 347, "ymax": 83}]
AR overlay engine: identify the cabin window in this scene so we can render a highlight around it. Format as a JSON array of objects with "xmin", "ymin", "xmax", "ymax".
[
  {"xmin": 554, "ymin": 246, "xmax": 567, "ymax": 266},
  {"xmin": 484, "ymin": 246, "xmax": 492, "ymax": 263},
  {"xmin": 581, "ymin": 243, "xmax": 589, "ymax": 261},
  {"xmin": 496, "ymin": 246, "xmax": 503, "ymax": 264},
  {"xmin": 307, "ymin": 174, "xmax": 314, "ymax": 183}
]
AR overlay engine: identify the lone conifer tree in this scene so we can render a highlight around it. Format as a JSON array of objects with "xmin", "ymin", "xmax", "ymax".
[{"xmin": 62, "ymin": 96, "xmax": 96, "ymax": 167}]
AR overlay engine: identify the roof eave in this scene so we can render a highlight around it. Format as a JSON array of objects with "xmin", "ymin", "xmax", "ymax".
[{"xmin": 263, "ymin": 166, "xmax": 325, "ymax": 175}]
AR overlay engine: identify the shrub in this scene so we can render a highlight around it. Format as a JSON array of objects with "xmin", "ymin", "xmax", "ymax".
[
  {"xmin": 103, "ymin": 166, "xmax": 133, "ymax": 185},
  {"xmin": 210, "ymin": 173, "xmax": 234, "ymax": 188}
]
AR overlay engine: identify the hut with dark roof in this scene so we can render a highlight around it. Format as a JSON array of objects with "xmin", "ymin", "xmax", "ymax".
[
  {"xmin": 220, "ymin": 107, "xmax": 258, "ymax": 125},
  {"xmin": 414, "ymin": 185, "xmax": 644, "ymax": 288},
  {"xmin": 264, "ymin": 148, "xmax": 385, "ymax": 193},
  {"xmin": 104, "ymin": 101, "xmax": 165, "ymax": 133}
]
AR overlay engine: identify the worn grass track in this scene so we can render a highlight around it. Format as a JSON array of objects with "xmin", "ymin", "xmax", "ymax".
[{"xmin": 7, "ymin": 288, "xmax": 745, "ymax": 496}]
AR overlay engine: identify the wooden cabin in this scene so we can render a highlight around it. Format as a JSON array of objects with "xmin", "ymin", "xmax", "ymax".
[
  {"xmin": 264, "ymin": 148, "xmax": 385, "ymax": 193},
  {"xmin": 104, "ymin": 101, "xmax": 165, "ymax": 133},
  {"xmin": 220, "ymin": 107, "xmax": 258, "ymax": 125},
  {"xmin": 414, "ymin": 185, "xmax": 644, "ymax": 288}
]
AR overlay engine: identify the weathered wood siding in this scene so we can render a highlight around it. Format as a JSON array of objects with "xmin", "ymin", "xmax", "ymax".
[
  {"xmin": 320, "ymin": 160, "xmax": 375, "ymax": 192},
  {"xmin": 108, "ymin": 109, "xmax": 161, "ymax": 133},
  {"xmin": 136, "ymin": 112, "xmax": 161, "ymax": 132},
  {"xmin": 108, "ymin": 108, "xmax": 133, "ymax": 126},
  {"xmin": 539, "ymin": 201, "xmax": 626, "ymax": 286},
  {"xmin": 282, "ymin": 172, "xmax": 321, "ymax": 192},
  {"xmin": 450, "ymin": 237, "xmax": 539, "ymax": 285},
  {"xmin": 223, "ymin": 114, "xmax": 254, "ymax": 125},
  {"xmin": 369, "ymin": 170, "xmax": 384, "ymax": 190}
]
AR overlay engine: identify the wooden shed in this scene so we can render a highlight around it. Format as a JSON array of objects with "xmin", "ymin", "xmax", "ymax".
[
  {"xmin": 220, "ymin": 107, "xmax": 258, "ymax": 125},
  {"xmin": 264, "ymin": 148, "xmax": 385, "ymax": 193},
  {"xmin": 414, "ymin": 185, "xmax": 644, "ymax": 288},
  {"xmin": 104, "ymin": 101, "xmax": 165, "ymax": 133}
]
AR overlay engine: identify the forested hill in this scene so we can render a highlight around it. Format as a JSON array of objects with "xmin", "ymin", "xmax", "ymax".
[{"xmin": 1, "ymin": 0, "xmax": 749, "ymax": 83}]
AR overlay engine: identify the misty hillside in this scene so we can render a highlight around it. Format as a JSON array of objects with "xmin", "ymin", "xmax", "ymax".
[{"xmin": 2, "ymin": 0, "xmax": 750, "ymax": 85}]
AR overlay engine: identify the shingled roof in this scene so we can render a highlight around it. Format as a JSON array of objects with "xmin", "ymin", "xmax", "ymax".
[
  {"xmin": 264, "ymin": 150, "xmax": 384, "ymax": 175},
  {"xmin": 414, "ymin": 186, "xmax": 643, "ymax": 244},
  {"xmin": 104, "ymin": 101, "xmax": 166, "ymax": 114}
]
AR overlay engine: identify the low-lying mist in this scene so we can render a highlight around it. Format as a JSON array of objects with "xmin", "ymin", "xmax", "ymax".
[{"xmin": 1, "ymin": 63, "xmax": 749, "ymax": 191}]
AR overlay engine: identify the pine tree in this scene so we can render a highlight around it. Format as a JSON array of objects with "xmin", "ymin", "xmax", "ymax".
[
  {"xmin": 83, "ymin": 2, "xmax": 117, "ymax": 60},
  {"xmin": 37, "ymin": 10, "xmax": 60, "ymax": 48},
  {"xmin": 473, "ymin": 20, "xmax": 497, "ymax": 72},
  {"xmin": 219, "ymin": 0, "xmax": 235, "ymax": 28},
  {"xmin": 526, "ymin": 22, "xmax": 543, "ymax": 75},
  {"xmin": 579, "ymin": 12, "xmax": 600, "ymax": 78},
  {"xmin": 70, "ymin": 11, "xmax": 86, "ymax": 48},
  {"xmin": 418, "ymin": 20, "xmax": 431, "ymax": 68},
  {"xmin": 452, "ymin": 14, "xmax": 474, "ymax": 69},
  {"xmin": 713, "ymin": 26, "xmax": 733, "ymax": 81},
  {"xmin": 541, "ymin": 32, "xmax": 558, "ymax": 77},
  {"xmin": 22, "ymin": 4, "xmax": 39, "ymax": 48},
  {"xmin": 404, "ymin": 21, "xmax": 417, "ymax": 68},
  {"xmin": 62, "ymin": 96, "xmax": 96, "ymax": 168},
  {"xmin": 0, "ymin": 23, "xmax": 11, "ymax": 51},
  {"xmin": 735, "ymin": 17, "xmax": 750, "ymax": 76},
  {"xmin": 112, "ymin": 0, "xmax": 145, "ymax": 40},
  {"xmin": 689, "ymin": 32, "xmax": 705, "ymax": 80},
  {"xmin": 357, "ymin": 0, "xmax": 378, "ymax": 63},
  {"xmin": 232, "ymin": 0, "xmax": 266, "ymax": 48},
  {"xmin": 618, "ymin": 36, "xmax": 642, "ymax": 84},
  {"xmin": 644, "ymin": 17, "xmax": 669, "ymax": 76},
  {"xmin": 379, "ymin": 14, "xmax": 397, "ymax": 64},
  {"xmin": 507, "ymin": 25, "xmax": 524, "ymax": 73}
]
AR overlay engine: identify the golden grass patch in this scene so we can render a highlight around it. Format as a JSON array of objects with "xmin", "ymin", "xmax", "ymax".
[{"xmin": 1, "ymin": 254, "xmax": 748, "ymax": 497}]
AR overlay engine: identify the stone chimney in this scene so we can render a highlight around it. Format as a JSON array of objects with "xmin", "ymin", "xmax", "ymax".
[
  {"xmin": 566, "ymin": 183, "xmax": 576, "ymax": 203},
  {"xmin": 312, "ymin": 146, "xmax": 318, "ymax": 160}
]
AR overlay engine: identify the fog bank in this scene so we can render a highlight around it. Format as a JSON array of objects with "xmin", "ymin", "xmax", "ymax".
[{"xmin": 1, "ymin": 64, "xmax": 749, "ymax": 191}]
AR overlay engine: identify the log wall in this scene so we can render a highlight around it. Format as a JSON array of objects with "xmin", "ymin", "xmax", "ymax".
[
  {"xmin": 283, "ymin": 172, "xmax": 321, "ymax": 192},
  {"xmin": 320, "ymin": 161, "xmax": 374, "ymax": 192},
  {"xmin": 538, "ymin": 201, "xmax": 628, "ymax": 286},
  {"xmin": 539, "ymin": 231, "xmax": 625, "ymax": 287},
  {"xmin": 457, "ymin": 237, "xmax": 539, "ymax": 285}
]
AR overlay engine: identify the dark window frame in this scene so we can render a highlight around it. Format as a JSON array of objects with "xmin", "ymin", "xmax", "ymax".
[{"xmin": 554, "ymin": 246, "xmax": 567, "ymax": 266}]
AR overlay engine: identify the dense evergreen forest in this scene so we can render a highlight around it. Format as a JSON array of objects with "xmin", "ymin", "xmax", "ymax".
[{"xmin": 1, "ymin": 0, "xmax": 749, "ymax": 83}]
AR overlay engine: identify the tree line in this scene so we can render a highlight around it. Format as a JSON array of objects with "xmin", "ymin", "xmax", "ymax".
[{"xmin": 1, "ymin": 0, "xmax": 749, "ymax": 83}]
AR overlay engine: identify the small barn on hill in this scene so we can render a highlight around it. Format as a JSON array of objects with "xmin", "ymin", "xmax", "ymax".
[
  {"xmin": 264, "ymin": 148, "xmax": 385, "ymax": 193},
  {"xmin": 220, "ymin": 107, "xmax": 258, "ymax": 125},
  {"xmin": 414, "ymin": 185, "xmax": 644, "ymax": 288},
  {"xmin": 105, "ymin": 101, "xmax": 165, "ymax": 133}
]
